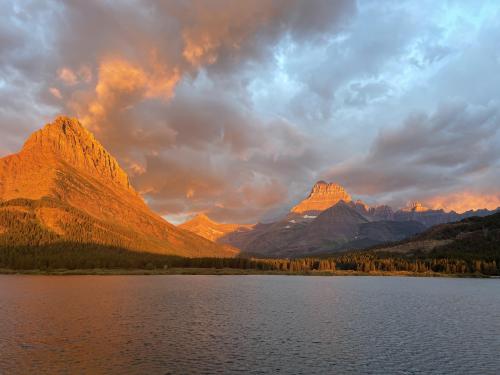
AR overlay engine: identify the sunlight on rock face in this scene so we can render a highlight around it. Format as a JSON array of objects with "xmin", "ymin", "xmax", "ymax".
[
  {"xmin": 0, "ymin": 116, "xmax": 237, "ymax": 258},
  {"xmin": 291, "ymin": 181, "xmax": 352, "ymax": 214}
]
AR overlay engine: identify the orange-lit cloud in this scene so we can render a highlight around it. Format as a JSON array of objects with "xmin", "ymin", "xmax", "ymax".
[
  {"xmin": 49, "ymin": 87, "xmax": 62, "ymax": 99},
  {"xmin": 240, "ymin": 178, "xmax": 287, "ymax": 208},
  {"xmin": 3, "ymin": 0, "xmax": 499, "ymax": 225},
  {"xmin": 78, "ymin": 56, "xmax": 180, "ymax": 132},
  {"xmin": 427, "ymin": 192, "xmax": 500, "ymax": 213},
  {"xmin": 325, "ymin": 102, "xmax": 500, "ymax": 210},
  {"xmin": 58, "ymin": 67, "xmax": 78, "ymax": 85},
  {"xmin": 186, "ymin": 188, "xmax": 195, "ymax": 199},
  {"xmin": 78, "ymin": 65, "xmax": 93, "ymax": 83},
  {"xmin": 28, "ymin": 0, "xmax": 356, "ymax": 223},
  {"xmin": 128, "ymin": 161, "xmax": 147, "ymax": 176},
  {"xmin": 183, "ymin": 33, "xmax": 220, "ymax": 67},
  {"xmin": 58, "ymin": 66, "xmax": 93, "ymax": 86}
]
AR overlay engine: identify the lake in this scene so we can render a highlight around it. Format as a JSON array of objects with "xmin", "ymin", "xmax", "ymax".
[{"xmin": 0, "ymin": 275, "xmax": 499, "ymax": 374}]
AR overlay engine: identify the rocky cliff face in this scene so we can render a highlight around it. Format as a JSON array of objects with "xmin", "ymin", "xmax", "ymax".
[
  {"xmin": 0, "ymin": 116, "xmax": 237, "ymax": 258},
  {"xmin": 0, "ymin": 117, "xmax": 132, "ymax": 202},
  {"xmin": 291, "ymin": 181, "xmax": 352, "ymax": 215},
  {"xmin": 22, "ymin": 116, "xmax": 131, "ymax": 190}
]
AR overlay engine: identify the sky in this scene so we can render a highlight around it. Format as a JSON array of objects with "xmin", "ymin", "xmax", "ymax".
[{"xmin": 1, "ymin": 0, "xmax": 499, "ymax": 224}]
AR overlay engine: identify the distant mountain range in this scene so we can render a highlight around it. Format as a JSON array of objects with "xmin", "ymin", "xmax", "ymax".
[
  {"xmin": 181, "ymin": 181, "xmax": 499, "ymax": 257},
  {"xmin": 0, "ymin": 117, "xmax": 236, "ymax": 258}
]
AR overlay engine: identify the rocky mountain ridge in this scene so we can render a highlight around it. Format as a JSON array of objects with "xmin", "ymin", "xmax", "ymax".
[
  {"xmin": 179, "ymin": 213, "xmax": 253, "ymax": 242},
  {"xmin": 290, "ymin": 181, "xmax": 351, "ymax": 215},
  {"xmin": 22, "ymin": 117, "xmax": 131, "ymax": 190},
  {"xmin": 180, "ymin": 181, "xmax": 498, "ymax": 257},
  {"xmin": 0, "ymin": 116, "xmax": 237, "ymax": 258}
]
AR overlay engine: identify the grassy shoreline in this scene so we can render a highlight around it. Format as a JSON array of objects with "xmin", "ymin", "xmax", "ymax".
[{"xmin": 0, "ymin": 268, "xmax": 493, "ymax": 277}]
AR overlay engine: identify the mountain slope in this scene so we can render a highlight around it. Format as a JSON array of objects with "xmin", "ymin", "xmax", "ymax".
[
  {"xmin": 179, "ymin": 213, "xmax": 253, "ymax": 242},
  {"xmin": 179, "ymin": 182, "xmax": 433, "ymax": 257},
  {"xmin": 358, "ymin": 220, "xmax": 425, "ymax": 243},
  {"xmin": 269, "ymin": 200, "xmax": 368, "ymax": 256},
  {"xmin": 305, "ymin": 200, "xmax": 369, "ymax": 239},
  {"xmin": 0, "ymin": 116, "xmax": 237, "ymax": 258},
  {"xmin": 391, "ymin": 201, "xmax": 499, "ymax": 227},
  {"xmin": 182, "ymin": 200, "xmax": 424, "ymax": 257},
  {"xmin": 370, "ymin": 212, "xmax": 500, "ymax": 260},
  {"xmin": 178, "ymin": 178, "xmax": 497, "ymax": 257}
]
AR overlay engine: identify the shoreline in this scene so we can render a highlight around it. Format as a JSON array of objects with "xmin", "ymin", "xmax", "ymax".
[{"xmin": 0, "ymin": 268, "xmax": 493, "ymax": 278}]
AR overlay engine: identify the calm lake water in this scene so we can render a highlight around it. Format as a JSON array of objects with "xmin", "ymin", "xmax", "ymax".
[{"xmin": 0, "ymin": 275, "xmax": 499, "ymax": 374}]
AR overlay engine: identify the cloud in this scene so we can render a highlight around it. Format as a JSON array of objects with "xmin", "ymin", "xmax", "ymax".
[
  {"xmin": 177, "ymin": 0, "xmax": 355, "ymax": 69},
  {"xmin": 427, "ymin": 191, "xmax": 500, "ymax": 213},
  {"xmin": 325, "ymin": 101, "xmax": 500, "ymax": 207},
  {"xmin": 49, "ymin": 87, "xmax": 62, "ymax": 99},
  {"xmin": 42, "ymin": 0, "xmax": 355, "ymax": 222},
  {"xmin": 76, "ymin": 57, "xmax": 180, "ymax": 132},
  {"xmin": 1, "ymin": 0, "xmax": 499, "ymax": 222},
  {"xmin": 58, "ymin": 68, "xmax": 78, "ymax": 85},
  {"xmin": 344, "ymin": 81, "xmax": 392, "ymax": 107},
  {"xmin": 126, "ymin": 86, "xmax": 320, "ymax": 223},
  {"xmin": 58, "ymin": 66, "xmax": 92, "ymax": 85}
]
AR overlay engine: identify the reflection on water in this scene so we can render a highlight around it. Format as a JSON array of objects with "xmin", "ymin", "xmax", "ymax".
[{"xmin": 0, "ymin": 275, "xmax": 499, "ymax": 374}]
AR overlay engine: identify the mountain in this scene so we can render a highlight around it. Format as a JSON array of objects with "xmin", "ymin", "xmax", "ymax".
[
  {"xmin": 179, "ymin": 213, "xmax": 253, "ymax": 242},
  {"xmin": 300, "ymin": 200, "xmax": 369, "ymax": 244},
  {"xmin": 279, "ymin": 200, "xmax": 370, "ymax": 256},
  {"xmin": 0, "ymin": 116, "xmax": 237, "ymax": 258},
  {"xmin": 181, "ymin": 197, "xmax": 425, "ymax": 257},
  {"xmin": 290, "ymin": 181, "xmax": 351, "ymax": 215},
  {"xmin": 237, "ymin": 182, "xmax": 431, "ymax": 256},
  {"xmin": 179, "ymin": 180, "xmax": 497, "ymax": 257},
  {"xmin": 391, "ymin": 201, "xmax": 499, "ymax": 227},
  {"xmin": 368, "ymin": 205, "xmax": 394, "ymax": 220},
  {"xmin": 281, "ymin": 201, "xmax": 424, "ymax": 256}
]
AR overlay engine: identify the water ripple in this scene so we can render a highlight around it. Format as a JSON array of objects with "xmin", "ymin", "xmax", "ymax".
[{"xmin": 0, "ymin": 275, "xmax": 499, "ymax": 374}]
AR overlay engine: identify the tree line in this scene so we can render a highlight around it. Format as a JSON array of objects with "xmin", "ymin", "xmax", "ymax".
[{"xmin": 0, "ymin": 243, "xmax": 498, "ymax": 275}]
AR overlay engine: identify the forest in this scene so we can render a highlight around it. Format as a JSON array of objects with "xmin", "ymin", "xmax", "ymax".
[{"xmin": 0, "ymin": 243, "xmax": 498, "ymax": 276}]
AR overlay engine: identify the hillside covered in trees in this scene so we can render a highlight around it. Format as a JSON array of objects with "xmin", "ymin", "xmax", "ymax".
[
  {"xmin": 0, "ymin": 197, "xmax": 234, "ymax": 255},
  {"xmin": 365, "ymin": 211, "xmax": 500, "ymax": 259}
]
